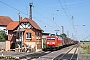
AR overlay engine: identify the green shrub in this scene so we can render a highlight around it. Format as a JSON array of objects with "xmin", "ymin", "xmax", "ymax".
[
  {"xmin": 80, "ymin": 42, "xmax": 90, "ymax": 54},
  {"xmin": 43, "ymin": 42, "xmax": 46, "ymax": 49}
]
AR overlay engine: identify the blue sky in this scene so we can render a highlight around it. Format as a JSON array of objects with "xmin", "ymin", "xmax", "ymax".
[{"xmin": 0, "ymin": 0, "xmax": 90, "ymax": 41}]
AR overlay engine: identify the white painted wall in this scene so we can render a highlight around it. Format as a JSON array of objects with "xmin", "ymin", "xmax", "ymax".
[
  {"xmin": 0, "ymin": 26, "xmax": 8, "ymax": 35},
  {"xmin": 25, "ymin": 42, "xmax": 42, "ymax": 52},
  {"xmin": 18, "ymin": 23, "xmax": 32, "ymax": 29},
  {"xmin": 0, "ymin": 26, "xmax": 6, "ymax": 30}
]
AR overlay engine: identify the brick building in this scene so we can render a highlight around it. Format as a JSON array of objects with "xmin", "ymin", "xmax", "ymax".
[{"xmin": 6, "ymin": 17, "xmax": 43, "ymax": 52}]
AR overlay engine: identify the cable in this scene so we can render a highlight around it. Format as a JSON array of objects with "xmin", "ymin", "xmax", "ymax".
[
  {"xmin": 14, "ymin": 0, "xmax": 28, "ymax": 8},
  {"xmin": 0, "ymin": 1, "xmax": 28, "ymax": 16},
  {"xmin": 32, "ymin": 6, "xmax": 62, "ymax": 33},
  {"xmin": 58, "ymin": 0, "xmax": 77, "ymax": 40},
  {"xmin": 33, "ymin": 6, "xmax": 53, "ymax": 15},
  {"xmin": 63, "ymin": 0, "xmax": 77, "ymax": 37},
  {"xmin": 58, "ymin": 0, "xmax": 73, "ymax": 25},
  {"xmin": 63, "ymin": 0, "xmax": 71, "ymax": 17},
  {"xmin": 9, "ymin": 0, "xmax": 61, "ymax": 33},
  {"xmin": 33, "ymin": 10, "xmax": 61, "ymax": 31},
  {"xmin": 83, "ymin": 35, "xmax": 90, "ymax": 41},
  {"xmin": 33, "ymin": 17, "xmax": 56, "ymax": 29},
  {"xmin": 0, "ymin": 0, "xmax": 57, "ymax": 31},
  {"xmin": 33, "ymin": 6, "xmax": 62, "ymax": 31},
  {"xmin": 14, "ymin": 0, "xmax": 28, "ymax": 15}
]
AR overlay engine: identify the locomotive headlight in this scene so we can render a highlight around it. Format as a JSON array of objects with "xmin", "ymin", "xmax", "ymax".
[
  {"xmin": 52, "ymin": 42, "xmax": 55, "ymax": 44},
  {"xmin": 47, "ymin": 42, "xmax": 49, "ymax": 44}
]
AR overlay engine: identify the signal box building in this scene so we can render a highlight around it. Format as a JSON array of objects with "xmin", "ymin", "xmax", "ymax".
[{"xmin": 6, "ymin": 17, "xmax": 43, "ymax": 52}]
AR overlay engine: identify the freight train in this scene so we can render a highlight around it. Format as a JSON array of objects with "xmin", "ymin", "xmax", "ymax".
[{"xmin": 46, "ymin": 35, "xmax": 78, "ymax": 50}]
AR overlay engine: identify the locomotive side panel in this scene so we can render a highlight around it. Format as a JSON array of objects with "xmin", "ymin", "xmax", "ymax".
[{"xmin": 57, "ymin": 38, "xmax": 63, "ymax": 47}]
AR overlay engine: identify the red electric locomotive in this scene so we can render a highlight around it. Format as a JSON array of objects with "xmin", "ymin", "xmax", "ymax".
[{"xmin": 46, "ymin": 35, "xmax": 63, "ymax": 49}]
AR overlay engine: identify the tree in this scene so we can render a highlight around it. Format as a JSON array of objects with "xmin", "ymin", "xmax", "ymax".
[
  {"xmin": 0, "ymin": 31, "xmax": 8, "ymax": 40},
  {"xmin": 60, "ymin": 33, "xmax": 67, "ymax": 38}
]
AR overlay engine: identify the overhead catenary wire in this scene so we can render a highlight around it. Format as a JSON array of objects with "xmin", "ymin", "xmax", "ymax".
[
  {"xmin": 58, "ymin": 0, "xmax": 72, "ymax": 24},
  {"xmin": 63, "ymin": 0, "xmax": 71, "ymax": 17},
  {"xmin": 62, "ymin": 0, "xmax": 90, "ymax": 17},
  {"xmin": 58, "ymin": 0, "xmax": 76, "ymax": 34},
  {"xmin": 33, "ymin": 17, "xmax": 56, "ymax": 29},
  {"xmin": 63, "ymin": 0, "xmax": 77, "ymax": 35},
  {"xmin": 34, "ymin": 6, "xmax": 66, "ymax": 17},
  {"xmin": 58, "ymin": 0, "xmax": 78, "ymax": 40},
  {"xmin": 33, "ymin": 0, "xmax": 90, "ymax": 17},
  {"xmin": 0, "ymin": 0, "xmax": 76, "ymax": 36},
  {"xmin": 15, "ymin": 0, "xmax": 59, "ymax": 29},
  {"xmin": 14, "ymin": 0, "xmax": 29, "ymax": 15},
  {"xmin": 33, "ymin": 10, "xmax": 61, "ymax": 32},
  {"xmin": 82, "ymin": 35, "xmax": 90, "ymax": 41},
  {"xmin": 32, "ymin": 6, "xmax": 62, "ymax": 33},
  {"xmin": 18, "ymin": 0, "xmax": 90, "ymax": 40},
  {"xmin": 0, "ymin": 0, "xmax": 56, "ymax": 30},
  {"xmin": 13, "ymin": 0, "xmax": 60, "ymax": 31},
  {"xmin": 32, "ymin": 5, "xmax": 64, "ymax": 33},
  {"xmin": 0, "ymin": 1, "xmax": 28, "ymax": 16},
  {"xmin": 2, "ymin": 0, "xmax": 89, "ymax": 39},
  {"xmin": 33, "ymin": 6, "xmax": 53, "ymax": 15},
  {"xmin": 14, "ymin": 0, "xmax": 58, "ymax": 26},
  {"xmin": 63, "ymin": 0, "xmax": 87, "ymax": 16},
  {"xmin": 5, "ymin": 0, "xmax": 84, "ymax": 36},
  {"xmin": 63, "ymin": 0, "xmax": 90, "ymax": 40}
]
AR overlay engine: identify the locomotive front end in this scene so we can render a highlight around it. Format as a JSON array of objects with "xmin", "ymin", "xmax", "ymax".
[{"xmin": 46, "ymin": 36, "xmax": 56, "ymax": 49}]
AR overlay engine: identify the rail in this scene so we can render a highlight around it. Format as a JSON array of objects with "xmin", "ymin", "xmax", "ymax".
[
  {"xmin": 70, "ymin": 44, "xmax": 78, "ymax": 60},
  {"xmin": 57, "ymin": 44, "xmax": 78, "ymax": 60}
]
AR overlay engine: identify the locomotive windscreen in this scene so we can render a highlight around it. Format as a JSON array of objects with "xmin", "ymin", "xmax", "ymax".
[{"xmin": 47, "ymin": 38, "xmax": 55, "ymax": 40}]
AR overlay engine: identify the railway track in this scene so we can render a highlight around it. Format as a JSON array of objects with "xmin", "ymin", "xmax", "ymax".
[
  {"xmin": 10, "ymin": 44, "xmax": 78, "ymax": 60},
  {"xmin": 53, "ymin": 44, "xmax": 79, "ymax": 60}
]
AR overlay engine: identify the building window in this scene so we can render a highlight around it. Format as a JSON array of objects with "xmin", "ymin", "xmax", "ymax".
[
  {"xmin": 14, "ymin": 33, "xmax": 16, "ymax": 36},
  {"xmin": 10, "ymin": 34, "xmax": 12, "ymax": 36},
  {"xmin": 36, "ymin": 32, "xmax": 41, "ymax": 39},
  {"xmin": 36, "ymin": 32, "xmax": 39, "ymax": 37},
  {"xmin": 26, "ymin": 32, "xmax": 32, "ymax": 39}
]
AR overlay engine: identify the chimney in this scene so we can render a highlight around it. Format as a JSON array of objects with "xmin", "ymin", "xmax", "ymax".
[{"xmin": 29, "ymin": 3, "xmax": 33, "ymax": 20}]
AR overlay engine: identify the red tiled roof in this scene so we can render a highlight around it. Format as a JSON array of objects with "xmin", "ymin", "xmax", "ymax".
[
  {"xmin": 6, "ymin": 21, "xmax": 19, "ymax": 30},
  {"xmin": 0, "ymin": 16, "xmax": 13, "ymax": 26},
  {"xmin": 29, "ymin": 20, "xmax": 42, "ymax": 30},
  {"xmin": 6, "ymin": 17, "xmax": 42, "ymax": 31},
  {"xmin": 20, "ymin": 18, "xmax": 42, "ymax": 30},
  {"xmin": 20, "ymin": 18, "xmax": 29, "ymax": 22}
]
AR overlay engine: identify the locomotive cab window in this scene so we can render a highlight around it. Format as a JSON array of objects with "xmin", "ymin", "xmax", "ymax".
[{"xmin": 47, "ymin": 38, "xmax": 55, "ymax": 40}]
